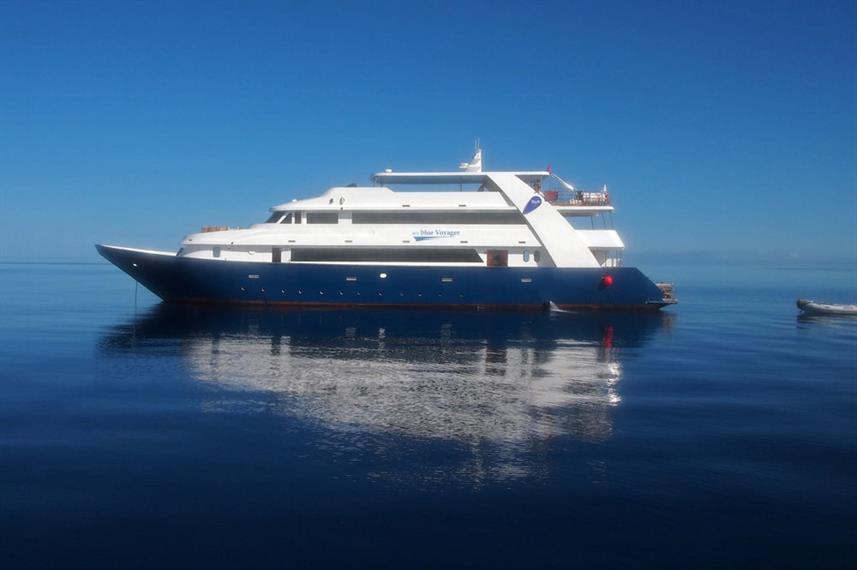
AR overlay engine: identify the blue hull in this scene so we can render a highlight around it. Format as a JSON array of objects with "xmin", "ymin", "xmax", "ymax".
[{"xmin": 96, "ymin": 245, "xmax": 672, "ymax": 310}]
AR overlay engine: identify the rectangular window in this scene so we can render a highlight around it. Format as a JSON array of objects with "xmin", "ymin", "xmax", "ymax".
[
  {"xmin": 351, "ymin": 211, "xmax": 525, "ymax": 224},
  {"xmin": 271, "ymin": 247, "xmax": 282, "ymax": 263},
  {"xmin": 294, "ymin": 212, "xmax": 302, "ymax": 224},
  {"xmin": 291, "ymin": 248, "xmax": 482, "ymax": 263},
  {"xmin": 266, "ymin": 211, "xmax": 285, "ymax": 223},
  {"xmin": 213, "ymin": 246, "xmax": 221, "ymax": 258},
  {"xmin": 279, "ymin": 213, "xmax": 293, "ymax": 224},
  {"xmin": 306, "ymin": 212, "xmax": 338, "ymax": 224}
]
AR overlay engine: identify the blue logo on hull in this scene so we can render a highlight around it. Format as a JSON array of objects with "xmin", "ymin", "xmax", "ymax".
[
  {"xmin": 523, "ymin": 196, "xmax": 543, "ymax": 214},
  {"xmin": 412, "ymin": 229, "xmax": 461, "ymax": 241}
]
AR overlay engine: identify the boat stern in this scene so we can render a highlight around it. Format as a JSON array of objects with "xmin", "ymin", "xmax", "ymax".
[{"xmin": 655, "ymin": 282, "xmax": 678, "ymax": 306}]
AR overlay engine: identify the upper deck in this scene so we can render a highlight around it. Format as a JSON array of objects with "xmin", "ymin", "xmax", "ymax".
[
  {"xmin": 273, "ymin": 186, "xmax": 516, "ymax": 212},
  {"xmin": 270, "ymin": 170, "xmax": 613, "ymax": 218},
  {"xmin": 543, "ymin": 188, "xmax": 614, "ymax": 216},
  {"xmin": 370, "ymin": 170, "xmax": 550, "ymax": 185}
]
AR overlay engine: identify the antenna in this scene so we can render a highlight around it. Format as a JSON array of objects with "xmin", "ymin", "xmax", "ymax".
[{"xmin": 551, "ymin": 173, "xmax": 575, "ymax": 192}]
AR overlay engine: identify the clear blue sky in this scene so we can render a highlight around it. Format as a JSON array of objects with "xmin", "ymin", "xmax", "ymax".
[{"xmin": 1, "ymin": 0, "xmax": 855, "ymax": 263}]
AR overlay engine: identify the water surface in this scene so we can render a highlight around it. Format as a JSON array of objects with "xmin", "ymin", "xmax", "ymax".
[{"xmin": 1, "ymin": 262, "xmax": 855, "ymax": 568}]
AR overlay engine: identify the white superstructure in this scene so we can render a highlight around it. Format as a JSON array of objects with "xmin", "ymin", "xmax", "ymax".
[{"xmin": 179, "ymin": 148, "xmax": 625, "ymax": 269}]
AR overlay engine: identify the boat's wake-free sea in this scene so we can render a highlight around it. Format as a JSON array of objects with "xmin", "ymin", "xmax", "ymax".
[{"xmin": 1, "ymin": 261, "xmax": 854, "ymax": 568}]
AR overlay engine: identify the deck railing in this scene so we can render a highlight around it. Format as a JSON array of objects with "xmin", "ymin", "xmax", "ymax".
[
  {"xmin": 201, "ymin": 226, "xmax": 243, "ymax": 233},
  {"xmin": 543, "ymin": 189, "xmax": 610, "ymax": 206}
]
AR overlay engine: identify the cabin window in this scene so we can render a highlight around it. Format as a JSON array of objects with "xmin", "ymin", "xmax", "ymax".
[
  {"xmin": 486, "ymin": 250, "xmax": 508, "ymax": 267},
  {"xmin": 522, "ymin": 249, "xmax": 530, "ymax": 262},
  {"xmin": 279, "ymin": 213, "xmax": 293, "ymax": 224},
  {"xmin": 568, "ymin": 215, "xmax": 610, "ymax": 230},
  {"xmin": 271, "ymin": 247, "xmax": 282, "ymax": 263},
  {"xmin": 306, "ymin": 212, "xmax": 338, "ymax": 224},
  {"xmin": 294, "ymin": 212, "xmax": 302, "ymax": 224},
  {"xmin": 533, "ymin": 250, "xmax": 541, "ymax": 263},
  {"xmin": 290, "ymin": 248, "xmax": 482, "ymax": 263},
  {"xmin": 266, "ymin": 211, "xmax": 285, "ymax": 223},
  {"xmin": 213, "ymin": 246, "xmax": 221, "ymax": 258},
  {"xmin": 351, "ymin": 211, "xmax": 525, "ymax": 224}
]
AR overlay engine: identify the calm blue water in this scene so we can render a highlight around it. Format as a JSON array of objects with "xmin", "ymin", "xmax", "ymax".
[{"xmin": 1, "ymin": 262, "xmax": 855, "ymax": 568}]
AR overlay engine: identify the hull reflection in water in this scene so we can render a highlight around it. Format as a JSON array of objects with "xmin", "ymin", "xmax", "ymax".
[{"xmin": 102, "ymin": 306, "xmax": 671, "ymax": 479}]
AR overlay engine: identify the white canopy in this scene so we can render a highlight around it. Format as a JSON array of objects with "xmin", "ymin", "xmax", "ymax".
[{"xmin": 370, "ymin": 170, "xmax": 550, "ymax": 185}]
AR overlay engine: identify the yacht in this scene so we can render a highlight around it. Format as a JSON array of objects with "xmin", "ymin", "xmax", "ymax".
[{"xmin": 96, "ymin": 148, "xmax": 676, "ymax": 310}]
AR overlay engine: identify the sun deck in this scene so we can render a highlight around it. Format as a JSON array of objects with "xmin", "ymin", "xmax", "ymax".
[{"xmin": 370, "ymin": 170, "xmax": 550, "ymax": 185}]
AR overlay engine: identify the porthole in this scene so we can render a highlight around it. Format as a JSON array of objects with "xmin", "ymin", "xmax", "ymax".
[
  {"xmin": 523, "ymin": 249, "xmax": 530, "ymax": 262},
  {"xmin": 213, "ymin": 246, "xmax": 221, "ymax": 258},
  {"xmin": 534, "ymin": 250, "xmax": 541, "ymax": 263}
]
